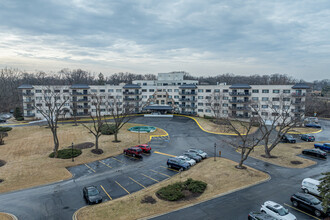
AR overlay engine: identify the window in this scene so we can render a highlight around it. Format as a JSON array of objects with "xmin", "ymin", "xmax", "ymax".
[
  {"xmin": 205, "ymin": 103, "xmax": 211, "ymax": 106},
  {"xmin": 168, "ymin": 89, "xmax": 172, "ymax": 92},
  {"xmin": 116, "ymin": 95, "xmax": 122, "ymax": 99},
  {"xmin": 142, "ymin": 89, "xmax": 147, "ymax": 92},
  {"xmin": 174, "ymin": 95, "xmax": 179, "ymax": 99},
  {"xmin": 272, "ymin": 112, "xmax": 279, "ymax": 116},
  {"xmin": 262, "ymin": 89, "xmax": 269, "ymax": 93},
  {"xmin": 157, "ymin": 95, "xmax": 162, "ymax": 98},
  {"xmin": 252, "ymin": 112, "xmax": 258, "ymax": 115},
  {"xmin": 198, "ymin": 103, "xmax": 203, "ymax": 106},
  {"xmin": 272, "ymin": 97, "xmax": 280, "ymax": 101},
  {"xmin": 35, "ymin": 90, "xmax": 42, "ymax": 93},
  {"xmin": 206, "ymin": 89, "xmax": 211, "ymax": 93},
  {"xmin": 251, "ymin": 104, "xmax": 258, "ymax": 108},
  {"xmin": 222, "ymin": 103, "xmax": 228, "ymax": 107},
  {"xmin": 272, "ymin": 105, "xmax": 280, "ymax": 109},
  {"xmin": 149, "ymin": 95, "xmax": 154, "ymax": 98},
  {"xmin": 223, "ymin": 89, "xmax": 228, "ymax": 93},
  {"xmin": 252, "ymin": 89, "xmax": 259, "ymax": 93},
  {"xmin": 91, "ymin": 89, "xmax": 97, "ymax": 93},
  {"xmin": 273, "ymin": 90, "xmax": 280, "ymax": 93},
  {"xmin": 262, "ymin": 105, "xmax": 268, "ymax": 108},
  {"xmin": 142, "ymin": 95, "xmax": 147, "ymax": 98},
  {"xmin": 222, "ymin": 110, "xmax": 228, "ymax": 114},
  {"xmin": 283, "ymin": 105, "xmax": 290, "ymax": 109},
  {"xmin": 149, "ymin": 89, "xmax": 154, "ymax": 92},
  {"xmin": 261, "ymin": 112, "xmax": 268, "ymax": 116},
  {"xmin": 36, "ymin": 97, "xmax": 42, "ymax": 101},
  {"xmin": 108, "ymin": 89, "xmax": 114, "ymax": 92},
  {"xmin": 198, "ymin": 109, "xmax": 203, "ymax": 112},
  {"xmin": 198, "ymin": 96, "xmax": 203, "ymax": 99},
  {"xmin": 174, "ymin": 89, "xmax": 179, "ymax": 92},
  {"xmin": 205, "ymin": 96, "xmax": 211, "ymax": 99},
  {"xmin": 143, "ymin": 83, "xmax": 147, "ymax": 86},
  {"xmin": 198, "ymin": 89, "xmax": 204, "ymax": 92},
  {"xmin": 283, "ymin": 89, "xmax": 291, "ymax": 93},
  {"xmin": 252, "ymin": 97, "xmax": 259, "ymax": 101},
  {"xmin": 214, "ymin": 89, "xmax": 220, "ymax": 93},
  {"xmin": 168, "ymin": 95, "xmax": 172, "ymax": 98},
  {"xmin": 283, "ymin": 98, "xmax": 290, "ymax": 101},
  {"xmin": 157, "ymin": 89, "xmax": 162, "ymax": 92},
  {"xmin": 100, "ymin": 89, "xmax": 105, "ymax": 93},
  {"xmin": 262, "ymin": 97, "xmax": 269, "ymax": 101},
  {"xmin": 63, "ymin": 90, "xmax": 69, "ymax": 93},
  {"xmin": 223, "ymin": 96, "xmax": 228, "ymax": 100},
  {"xmin": 116, "ymin": 89, "xmax": 122, "ymax": 92},
  {"xmin": 205, "ymin": 109, "xmax": 211, "ymax": 113}
]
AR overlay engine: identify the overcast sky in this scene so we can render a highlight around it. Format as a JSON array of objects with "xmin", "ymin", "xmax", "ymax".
[{"xmin": 0, "ymin": 0, "xmax": 329, "ymax": 80}]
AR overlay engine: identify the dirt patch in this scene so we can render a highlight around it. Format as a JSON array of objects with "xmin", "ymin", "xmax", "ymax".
[
  {"xmin": 91, "ymin": 149, "xmax": 104, "ymax": 154},
  {"xmin": 69, "ymin": 142, "xmax": 94, "ymax": 150},
  {"xmin": 0, "ymin": 160, "xmax": 6, "ymax": 167},
  {"xmin": 291, "ymin": 161, "xmax": 303, "ymax": 165},
  {"xmin": 141, "ymin": 196, "xmax": 156, "ymax": 204}
]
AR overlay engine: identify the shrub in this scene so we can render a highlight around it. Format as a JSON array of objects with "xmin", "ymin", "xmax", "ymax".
[
  {"xmin": 203, "ymin": 115, "xmax": 215, "ymax": 120},
  {"xmin": 49, "ymin": 149, "xmax": 82, "ymax": 159},
  {"xmin": 100, "ymin": 124, "xmax": 116, "ymax": 135},
  {"xmin": 0, "ymin": 127, "xmax": 12, "ymax": 132},
  {"xmin": 156, "ymin": 182, "xmax": 185, "ymax": 201},
  {"xmin": 16, "ymin": 117, "xmax": 24, "ymax": 121},
  {"xmin": 184, "ymin": 178, "xmax": 207, "ymax": 193}
]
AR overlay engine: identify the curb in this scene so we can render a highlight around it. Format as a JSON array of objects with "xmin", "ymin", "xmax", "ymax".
[
  {"xmin": 140, "ymin": 173, "xmax": 271, "ymax": 220},
  {"xmin": 287, "ymin": 129, "xmax": 322, "ymax": 135},
  {"xmin": 0, "ymin": 212, "xmax": 18, "ymax": 220}
]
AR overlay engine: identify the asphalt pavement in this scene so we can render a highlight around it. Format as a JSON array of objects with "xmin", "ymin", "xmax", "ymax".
[{"xmin": 0, "ymin": 117, "xmax": 329, "ymax": 220}]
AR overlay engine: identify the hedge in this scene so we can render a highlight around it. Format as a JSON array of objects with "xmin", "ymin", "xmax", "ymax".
[
  {"xmin": 49, "ymin": 149, "xmax": 82, "ymax": 159},
  {"xmin": 0, "ymin": 127, "xmax": 12, "ymax": 132}
]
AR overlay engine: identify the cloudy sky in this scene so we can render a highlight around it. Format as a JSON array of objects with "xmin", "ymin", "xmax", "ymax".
[{"xmin": 0, "ymin": 0, "xmax": 329, "ymax": 80}]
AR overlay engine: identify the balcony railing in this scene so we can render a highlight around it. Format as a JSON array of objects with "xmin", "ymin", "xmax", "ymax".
[
  {"xmin": 179, "ymin": 105, "xmax": 197, "ymax": 109},
  {"xmin": 24, "ymin": 106, "xmax": 35, "ymax": 110},
  {"xmin": 229, "ymin": 106, "xmax": 251, "ymax": 111},
  {"xmin": 72, "ymin": 92, "xmax": 90, "ymax": 95},
  {"xmin": 24, "ymin": 99, "xmax": 35, "ymax": 103},
  {"xmin": 123, "ymin": 98, "xmax": 142, "ymax": 101},
  {"xmin": 179, "ymin": 98, "xmax": 197, "ymax": 102},
  {"xmin": 179, "ymin": 92, "xmax": 197, "ymax": 95},
  {"xmin": 292, "ymin": 109, "xmax": 305, "ymax": 113},
  {"xmin": 229, "ymin": 92, "xmax": 251, "ymax": 96},
  {"xmin": 291, "ymin": 101, "xmax": 305, "ymax": 105},
  {"xmin": 72, "ymin": 98, "xmax": 90, "ymax": 102},
  {"xmin": 24, "ymin": 113, "xmax": 35, "ymax": 117},
  {"xmin": 291, "ymin": 93, "xmax": 306, "ymax": 97},
  {"xmin": 123, "ymin": 91, "xmax": 142, "ymax": 95},
  {"xmin": 71, "ymin": 105, "xmax": 91, "ymax": 109},
  {"xmin": 229, "ymin": 99, "xmax": 251, "ymax": 103},
  {"xmin": 23, "ymin": 92, "xmax": 34, "ymax": 96}
]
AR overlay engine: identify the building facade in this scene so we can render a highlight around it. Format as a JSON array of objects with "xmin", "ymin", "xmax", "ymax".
[{"xmin": 19, "ymin": 72, "xmax": 308, "ymax": 121}]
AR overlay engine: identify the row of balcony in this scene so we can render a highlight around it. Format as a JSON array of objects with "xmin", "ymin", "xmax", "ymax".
[
  {"xmin": 123, "ymin": 91, "xmax": 142, "ymax": 95},
  {"xmin": 123, "ymin": 98, "xmax": 142, "ymax": 101},
  {"xmin": 229, "ymin": 92, "xmax": 251, "ymax": 96},
  {"xmin": 228, "ymin": 106, "xmax": 251, "ymax": 111},
  {"xmin": 179, "ymin": 92, "xmax": 197, "ymax": 95},
  {"xmin": 229, "ymin": 99, "xmax": 251, "ymax": 103},
  {"xmin": 179, "ymin": 105, "xmax": 197, "ymax": 109},
  {"xmin": 179, "ymin": 98, "xmax": 197, "ymax": 102}
]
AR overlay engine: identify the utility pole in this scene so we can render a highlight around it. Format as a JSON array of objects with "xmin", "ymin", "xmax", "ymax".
[
  {"xmin": 71, "ymin": 142, "xmax": 74, "ymax": 162},
  {"xmin": 214, "ymin": 143, "xmax": 216, "ymax": 161}
]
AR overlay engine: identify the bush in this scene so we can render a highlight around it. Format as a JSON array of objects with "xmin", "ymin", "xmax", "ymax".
[
  {"xmin": 100, "ymin": 124, "xmax": 116, "ymax": 135},
  {"xmin": 16, "ymin": 117, "xmax": 24, "ymax": 121},
  {"xmin": 49, "ymin": 149, "xmax": 82, "ymax": 159},
  {"xmin": 184, "ymin": 178, "xmax": 207, "ymax": 193},
  {"xmin": 0, "ymin": 127, "xmax": 12, "ymax": 132},
  {"xmin": 203, "ymin": 115, "xmax": 215, "ymax": 120},
  {"xmin": 156, "ymin": 182, "xmax": 185, "ymax": 201}
]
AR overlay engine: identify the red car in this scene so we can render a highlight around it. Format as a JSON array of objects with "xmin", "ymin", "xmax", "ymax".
[
  {"xmin": 135, "ymin": 144, "xmax": 152, "ymax": 153},
  {"xmin": 123, "ymin": 147, "xmax": 143, "ymax": 157}
]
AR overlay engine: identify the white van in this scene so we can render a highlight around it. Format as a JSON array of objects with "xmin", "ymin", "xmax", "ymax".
[{"xmin": 301, "ymin": 178, "xmax": 320, "ymax": 196}]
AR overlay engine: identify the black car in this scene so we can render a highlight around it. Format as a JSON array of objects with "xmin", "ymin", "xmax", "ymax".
[
  {"xmin": 301, "ymin": 134, "xmax": 315, "ymax": 142},
  {"xmin": 83, "ymin": 186, "xmax": 103, "ymax": 205},
  {"xmin": 167, "ymin": 158, "xmax": 190, "ymax": 170},
  {"xmin": 0, "ymin": 118, "xmax": 6, "ymax": 123},
  {"xmin": 248, "ymin": 211, "xmax": 276, "ymax": 220},
  {"xmin": 183, "ymin": 152, "xmax": 202, "ymax": 162},
  {"xmin": 281, "ymin": 134, "xmax": 296, "ymax": 143},
  {"xmin": 305, "ymin": 123, "xmax": 321, "ymax": 128},
  {"xmin": 290, "ymin": 192, "xmax": 329, "ymax": 217},
  {"xmin": 302, "ymin": 149, "xmax": 327, "ymax": 159}
]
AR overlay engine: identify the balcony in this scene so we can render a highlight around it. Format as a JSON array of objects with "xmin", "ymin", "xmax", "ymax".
[
  {"xmin": 292, "ymin": 109, "xmax": 305, "ymax": 113},
  {"xmin": 24, "ymin": 99, "xmax": 35, "ymax": 103},
  {"xmin": 229, "ymin": 106, "xmax": 251, "ymax": 111},
  {"xmin": 123, "ymin": 98, "xmax": 142, "ymax": 101},
  {"xmin": 72, "ymin": 98, "xmax": 90, "ymax": 102},
  {"xmin": 179, "ymin": 105, "xmax": 197, "ymax": 109},
  {"xmin": 24, "ymin": 106, "xmax": 35, "ymax": 110},
  {"xmin": 291, "ymin": 101, "xmax": 305, "ymax": 106},
  {"xmin": 179, "ymin": 98, "xmax": 197, "ymax": 102},
  {"xmin": 291, "ymin": 93, "xmax": 306, "ymax": 97},
  {"xmin": 179, "ymin": 92, "xmax": 197, "ymax": 95},
  {"xmin": 72, "ymin": 92, "xmax": 90, "ymax": 96},
  {"xmin": 71, "ymin": 105, "xmax": 91, "ymax": 109},
  {"xmin": 229, "ymin": 99, "xmax": 251, "ymax": 103},
  {"xmin": 229, "ymin": 92, "xmax": 251, "ymax": 96},
  {"xmin": 23, "ymin": 92, "xmax": 34, "ymax": 96},
  {"xmin": 24, "ymin": 113, "xmax": 35, "ymax": 117},
  {"xmin": 123, "ymin": 91, "xmax": 142, "ymax": 95}
]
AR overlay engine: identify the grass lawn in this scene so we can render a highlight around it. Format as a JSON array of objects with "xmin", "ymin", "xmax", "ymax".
[
  {"xmin": 249, "ymin": 141, "xmax": 329, "ymax": 168},
  {"xmin": 0, "ymin": 123, "xmax": 166, "ymax": 193},
  {"xmin": 0, "ymin": 213, "xmax": 14, "ymax": 220},
  {"xmin": 76, "ymin": 158, "xmax": 269, "ymax": 220},
  {"xmin": 192, "ymin": 117, "xmax": 259, "ymax": 134}
]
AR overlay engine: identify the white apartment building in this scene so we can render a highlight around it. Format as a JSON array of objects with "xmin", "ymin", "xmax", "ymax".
[{"xmin": 19, "ymin": 72, "xmax": 309, "ymax": 121}]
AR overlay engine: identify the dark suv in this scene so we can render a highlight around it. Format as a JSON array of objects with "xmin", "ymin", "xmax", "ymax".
[
  {"xmin": 83, "ymin": 186, "xmax": 102, "ymax": 205},
  {"xmin": 167, "ymin": 158, "xmax": 190, "ymax": 171},
  {"xmin": 248, "ymin": 211, "xmax": 276, "ymax": 220},
  {"xmin": 281, "ymin": 134, "xmax": 296, "ymax": 143},
  {"xmin": 290, "ymin": 192, "xmax": 329, "ymax": 217},
  {"xmin": 123, "ymin": 147, "xmax": 143, "ymax": 157},
  {"xmin": 301, "ymin": 134, "xmax": 315, "ymax": 142}
]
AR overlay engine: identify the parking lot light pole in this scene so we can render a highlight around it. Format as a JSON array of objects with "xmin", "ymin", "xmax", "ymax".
[
  {"xmin": 214, "ymin": 143, "xmax": 216, "ymax": 161},
  {"xmin": 71, "ymin": 142, "xmax": 74, "ymax": 162}
]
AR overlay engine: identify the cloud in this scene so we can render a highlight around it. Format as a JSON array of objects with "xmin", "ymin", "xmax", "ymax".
[{"xmin": 0, "ymin": 0, "xmax": 329, "ymax": 80}]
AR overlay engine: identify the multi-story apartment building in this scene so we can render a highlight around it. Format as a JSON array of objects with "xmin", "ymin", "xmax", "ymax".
[{"xmin": 19, "ymin": 72, "xmax": 309, "ymax": 121}]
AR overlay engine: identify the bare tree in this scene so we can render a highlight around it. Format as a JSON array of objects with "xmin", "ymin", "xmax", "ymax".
[
  {"xmin": 225, "ymin": 119, "xmax": 265, "ymax": 169},
  {"xmin": 207, "ymin": 92, "xmax": 224, "ymax": 123},
  {"xmin": 0, "ymin": 132, "xmax": 8, "ymax": 145},
  {"xmin": 33, "ymin": 86, "xmax": 70, "ymax": 158},
  {"xmin": 81, "ymin": 94, "xmax": 105, "ymax": 154},
  {"xmin": 107, "ymin": 97, "xmax": 134, "ymax": 142}
]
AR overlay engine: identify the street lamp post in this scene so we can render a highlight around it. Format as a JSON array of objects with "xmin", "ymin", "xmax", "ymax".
[
  {"xmin": 138, "ymin": 129, "xmax": 141, "ymax": 144},
  {"xmin": 71, "ymin": 142, "xmax": 74, "ymax": 162},
  {"xmin": 214, "ymin": 143, "xmax": 216, "ymax": 161}
]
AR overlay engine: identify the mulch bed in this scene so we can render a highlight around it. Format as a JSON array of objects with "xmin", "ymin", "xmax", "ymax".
[
  {"xmin": 0, "ymin": 179, "xmax": 3, "ymax": 183},
  {"xmin": 291, "ymin": 161, "xmax": 303, "ymax": 165},
  {"xmin": 141, "ymin": 196, "xmax": 157, "ymax": 204},
  {"xmin": 155, "ymin": 190, "xmax": 202, "ymax": 202},
  {"xmin": 91, "ymin": 149, "xmax": 104, "ymax": 154},
  {"xmin": 0, "ymin": 160, "xmax": 6, "ymax": 167},
  {"xmin": 68, "ymin": 142, "xmax": 94, "ymax": 150},
  {"xmin": 292, "ymin": 147, "xmax": 301, "ymax": 149}
]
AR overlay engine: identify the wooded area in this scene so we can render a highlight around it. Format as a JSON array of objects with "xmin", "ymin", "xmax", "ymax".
[{"xmin": 0, "ymin": 67, "xmax": 329, "ymax": 113}]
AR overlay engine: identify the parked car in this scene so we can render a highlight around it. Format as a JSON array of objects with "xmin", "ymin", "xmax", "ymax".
[
  {"xmin": 314, "ymin": 143, "xmax": 330, "ymax": 152},
  {"xmin": 260, "ymin": 201, "xmax": 296, "ymax": 220},
  {"xmin": 248, "ymin": 211, "xmax": 276, "ymax": 220},
  {"xmin": 0, "ymin": 118, "xmax": 6, "ymax": 123},
  {"xmin": 281, "ymin": 134, "xmax": 296, "ymax": 143},
  {"xmin": 301, "ymin": 178, "xmax": 321, "ymax": 196},
  {"xmin": 135, "ymin": 144, "xmax": 151, "ymax": 153},
  {"xmin": 302, "ymin": 149, "xmax": 327, "ymax": 159},
  {"xmin": 301, "ymin": 134, "xmax": 315, "ymax": 142},
  {"xmin": 188, "ymin": 148, "xmax": 208, "ymax": 158},
  {"xmin": 183, "ymin": 152, "xmax": 202, "ymax": 162},
  {"xmin": 290, "ymin": 192, "xmax": 329, "ymax": 217},
  {"xmin": 176, "ymin": 155, "xmax": 196, "ymax": 166},
  {"xmin": 305, "ymin": 123, "xmax": 321, "ymax": 128},
  {"xmin": 83, "ymin": 186, "xmax": 102, "ymax": 205},
  {"xmin": 167, "ymin": 157, "xmax": 190, "ymax": 170},
  {"xmin": 123, "ymin": 147, "xmax": 143, "ymax": 157}
]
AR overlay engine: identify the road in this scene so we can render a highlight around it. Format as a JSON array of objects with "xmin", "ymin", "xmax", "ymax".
[{"xmin": 0, "ymin": 117, "xmax": 329, "ymax": 220}]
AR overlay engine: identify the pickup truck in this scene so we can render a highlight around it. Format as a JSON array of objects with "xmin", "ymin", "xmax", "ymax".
[{"xmin": 314, "ymin": 143, "xmax": 330, "ymax": 152}]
